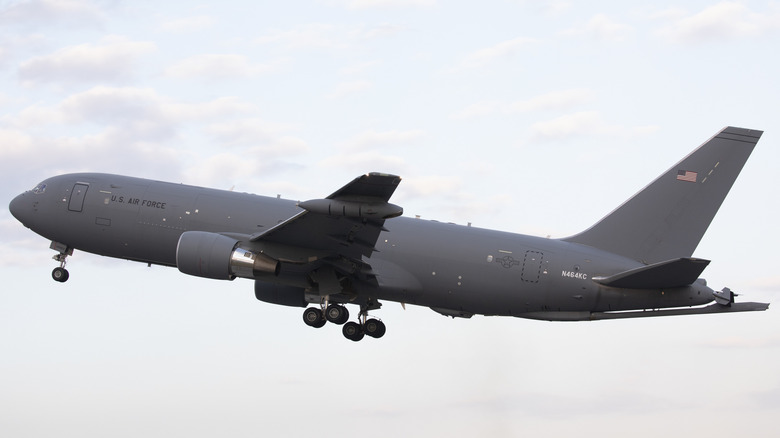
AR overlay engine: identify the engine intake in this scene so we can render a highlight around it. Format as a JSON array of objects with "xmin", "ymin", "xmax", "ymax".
[{"xmin": 176, "ymin": 231, "xmax": 280, "ymax": 280}]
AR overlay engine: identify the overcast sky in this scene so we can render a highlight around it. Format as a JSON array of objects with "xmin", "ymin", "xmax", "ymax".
[{"xmin": 2, "ymin": 1, "xmax": 779, "ymax": 437}]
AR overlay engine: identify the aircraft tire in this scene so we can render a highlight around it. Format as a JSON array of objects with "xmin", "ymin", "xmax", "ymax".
[
  {"xmin": 342, "ymin": 321, "xmax": 364, "ymax": 341},
  {"xmin": 364, "ymin": 319, "xmax": 386, "ymax": 338},
  {"xmin": 52, "ymin": 267, "xmax": 69, "ymax": 283},
  {"xmin": 303, "ymin": 307, "xmax": 326, "ymax": 328},
  {"xmin": 326, "ymin": 304, "xmax": 349, "ymax": 325}
]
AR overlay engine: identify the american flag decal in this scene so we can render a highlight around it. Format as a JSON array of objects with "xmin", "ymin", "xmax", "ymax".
[{"xmin": 676, "ymin": 170, "xmax": 697, "ymax": 182}]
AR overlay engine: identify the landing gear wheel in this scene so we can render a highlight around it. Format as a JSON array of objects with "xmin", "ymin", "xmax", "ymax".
[
  {"xmin": 303, "ymin": 307, "xmax": 326, "ymax": 328},
  {"xmin": 50, "ymin": 243, "xmax": 73, "ymax": 283},
  {"xmin": 325, "ymin": 304, "xmax": 349, "ymax": 325},
  {"xmin": 342, "ymin": 321, "xmax": 364, "ymax": 342},
  {"xmin": 364, "ymin": 318, "xmax": 386, "ymax": 338},
  {"xmin": 52, "ymin": 267, "xmax": 69, "ymax": 283}
]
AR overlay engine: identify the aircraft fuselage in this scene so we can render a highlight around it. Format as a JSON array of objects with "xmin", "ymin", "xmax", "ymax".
[{"xmin": 10, "ymin": 172, "xmax": 714, "ymax": 319}]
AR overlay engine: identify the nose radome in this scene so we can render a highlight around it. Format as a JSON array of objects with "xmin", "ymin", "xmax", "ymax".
[{"xmin": 9, "ymin": 192, "xmax": 29, "ymax": 224}]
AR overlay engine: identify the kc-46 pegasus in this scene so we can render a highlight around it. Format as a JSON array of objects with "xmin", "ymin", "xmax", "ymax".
[{"xmin": 9, "ymin": 126, "xmax": 769, "ymax": 341}]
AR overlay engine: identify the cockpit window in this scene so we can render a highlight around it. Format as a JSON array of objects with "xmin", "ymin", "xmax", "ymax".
[{"xmin": 32, "ymin": 183, "xmax": 46, "ymax": 194}]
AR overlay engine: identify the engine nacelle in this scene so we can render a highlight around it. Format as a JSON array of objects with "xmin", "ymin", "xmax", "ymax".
[{"xmin": 176, "ymin": 231, "xmax": 280, "ymax": 280}]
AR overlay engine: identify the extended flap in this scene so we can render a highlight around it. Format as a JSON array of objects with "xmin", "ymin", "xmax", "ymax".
[{"xmin": 593, "ymin": 258, "xmax": 710, "ymax": 289}]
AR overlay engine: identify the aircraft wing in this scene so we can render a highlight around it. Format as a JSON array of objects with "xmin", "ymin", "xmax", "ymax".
[{"xmin": 248, "ymin": 173, "xmax": 403, "ymax": 264}]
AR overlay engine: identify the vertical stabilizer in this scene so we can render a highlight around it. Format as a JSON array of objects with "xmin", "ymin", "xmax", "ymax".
[{"xmin": 563, "ymin": 126, "xmax": 761, "ymax": 264}]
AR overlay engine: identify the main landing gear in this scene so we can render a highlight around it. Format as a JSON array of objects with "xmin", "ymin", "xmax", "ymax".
[
  {"xmin": 50, "ymin": 241, "xmax": 72, "ymax": 283},
  {"xmin": 302, "ymin": 302, "xmax": 386, "ymax": 342}
]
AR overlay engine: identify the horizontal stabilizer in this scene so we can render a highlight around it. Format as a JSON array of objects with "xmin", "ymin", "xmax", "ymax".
[{"xmin": 593, "ymin": 257, "xmax": 710, "ymax": 289}]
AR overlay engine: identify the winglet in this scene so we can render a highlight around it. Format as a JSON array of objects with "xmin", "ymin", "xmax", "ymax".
[{"xmin": 327, "ymin": 172, "xmax": 402, "ymax": 202}]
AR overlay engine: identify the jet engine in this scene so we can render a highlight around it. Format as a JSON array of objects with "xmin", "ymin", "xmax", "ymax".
[{"xmin": 176, "ymin": 231, "xmax": 280, "ymax": 280}]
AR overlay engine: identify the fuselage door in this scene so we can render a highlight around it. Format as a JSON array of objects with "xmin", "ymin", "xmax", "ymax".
[
  {"xmin": 68, "ymin": 183, "xmax": 89, "ymax": 212},
  {"xmin": 521, "ymin": 250, "xmax": 544, "ymax": 283}
]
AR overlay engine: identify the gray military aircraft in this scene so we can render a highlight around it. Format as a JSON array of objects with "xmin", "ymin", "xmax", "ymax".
[{"xmin": 8, "ymin": 126, "xmax": 769, "ymax": 341}]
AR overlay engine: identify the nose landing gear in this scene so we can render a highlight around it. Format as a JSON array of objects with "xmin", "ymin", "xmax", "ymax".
[{"xmin": 50, "ymin": 241, "xmax": 72, "ymax": 283}]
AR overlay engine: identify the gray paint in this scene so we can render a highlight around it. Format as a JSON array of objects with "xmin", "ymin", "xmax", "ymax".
[
  {"xmin": 8, "ymin": 126, "xmax": 769, "ymax": 339},
  {"xmin": 564, "ymin": 126, "xmax": 761, "ymax": 264}
]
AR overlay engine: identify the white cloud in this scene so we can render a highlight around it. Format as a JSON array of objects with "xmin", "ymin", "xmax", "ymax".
[
  {"xmin": 0, "ymin": 87, "xmax": 295, "ymax": 186},
  {"xmin": 318, "ymin": 151, "xmax": 408, "ymax": 174},
  {"xmin": 543, "ymin": 1, "xmax": 572, "ymax": 16},
  {"xmin": 0, "ymin": 46, "xmax": 9, "ymax": 66},
  {"xmin": 450, "ymin": 100, "xmax": 502, "ymax": 120},
  {"xmin": 338, "ymin": 129, "xmax": 425, "ymax": 151},
  {"xmin": 0, "ymin": 123, "xmax": 183, "ymax": 184},
  {"xmin": 205, "ymin": 118, "xmax": 309, "ymax": 156},
  {"xmin": 510, "ymin": 88, "xmax": 595, "ymax": 112},
  {"xmin": 656, "ymin": 1, "xmax": 780, "ymax": 42},
  {"xmin": 325, "ymin": 80, "xmax": 373, "ymax": 99},
  {"xmin": 317, "ymin": 129, "xmax": 424, "ymax": 175},
  {"xmin": 164, "ymin": 54, "xmax": 283, "ymax": 80},
  {"xmin": 339, "ymin": 60, "xmax": 381, "ymax": 75},
  {"xmin": 395, "ymin": 173, "xmax": 516, "ymax": 224},
  {"xmin": 450, "ymin": 37, "xmax": 536, "ymax": 71},
  {"xmin": 360, "ymin": 23, "xmax": 408, "ymax": 39},
  {"xmin": 0, "ymin": 0, "xmax": 104, "ymax": 27},
  {"xmin": 18, "ymin": 36, "xmax": 156, "ymax": 86},
  {"xmin": 529, "ymin": 111, "xmax": 657, "ymax": 142},
  {"xmin": 0, "ymin": 128, "xmax": 35, "ymax": 158},
  {"xmin": 255, "ymin": 23, "xmax": 404, "ymax": 51},
  {"xmin": 182, "ymin": 152, "xmax": 266, "ymax": 190},
  {"xmin": 8, "ymin": 86, "xmax": 255, "ymax": 131},
  {"xmin": 255, "ymin": 23, "xmax": 350, "ymax": 50},
  {"xmin": 512, "ymin": 0, "xmax": 572, "ymax": 15},
  {"xmin": 452, "ymin": 89, "xmax": 594, "ymax": 119},
  {"xmin": 647, "ymin": 7, "xmax": 687, "ymax": 21},
  {"xmin": 401, "ymin": 175, "xmax": 462, "ymax": 198},
  {"xmin": 0, "ymin": 33, "xmax": 46, "ymax": 68},
  {"xmin": 159, "ymin": 15, "xmax": 215, "ymax": 33},
  {"xmin": 338, "ymin": 0, "xmax": 436, "ymax": 9},
  {"xmin": 561, "ymin": 13, "xmax": 633, "ymax": 42},
  {"xmin": 58, "ymin": 86, "xmax": 168, "ymax": 126},
  {"xmin": 166, "ymin": 97, "xmax": 257, "ymax": 121}
]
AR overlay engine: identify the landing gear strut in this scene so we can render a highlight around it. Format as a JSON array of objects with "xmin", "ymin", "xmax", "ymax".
[{"xmin": 50, "ymin": 241, "xmax": 72, "ymax": 283}]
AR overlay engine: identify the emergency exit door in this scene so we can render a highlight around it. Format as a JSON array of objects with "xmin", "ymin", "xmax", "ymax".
[
  {"xmin": 68, "ymin": 183, "xmax": 89, "ymax": 212},
  {"xmin": 521, "ymin": 250, "xmax": 544, "ymax": 283}
]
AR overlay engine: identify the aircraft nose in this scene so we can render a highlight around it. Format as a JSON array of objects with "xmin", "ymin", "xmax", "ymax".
[{"xmin": 9, "ymin": 192, "xmax": 30, "ymax": 225}]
